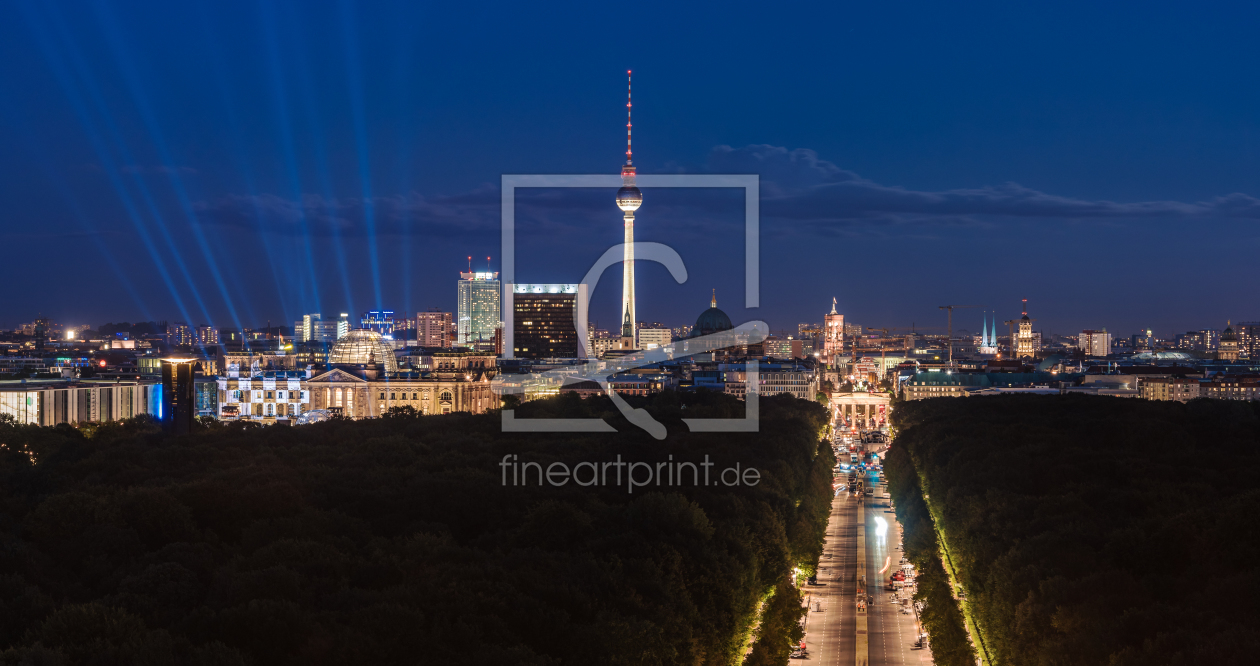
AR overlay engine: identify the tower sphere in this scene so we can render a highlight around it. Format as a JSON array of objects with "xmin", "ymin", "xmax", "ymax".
[{"xmin": 616, "ymin": 185, "xmax": 643, "ymax": 212}]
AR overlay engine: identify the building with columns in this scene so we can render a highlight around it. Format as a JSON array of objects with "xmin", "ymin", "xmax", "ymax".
[
  {"xmin": 831, "ymin": 390, "xmax": 891, "ymax": 431},
  {"xmin": 215, "ymin": 330, "xmax": 498, "ymax": 422}
]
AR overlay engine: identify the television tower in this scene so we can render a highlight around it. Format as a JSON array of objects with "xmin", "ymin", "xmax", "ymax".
[{"xmin": 615, "ymin": 70, "xmax": 643, "ymax": 345}]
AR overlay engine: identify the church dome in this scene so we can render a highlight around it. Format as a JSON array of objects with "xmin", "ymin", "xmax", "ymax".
[
  {"xmin": 328, "ymin": 328, "xmax": 399, "ymax": 373},
  {"xmin": 1222, "ymin": 321, "xmax": 1237, "ymax": 341},
  {"xmin": 689, "ymin": 292, "xmax": 733, "ymax": 338}
]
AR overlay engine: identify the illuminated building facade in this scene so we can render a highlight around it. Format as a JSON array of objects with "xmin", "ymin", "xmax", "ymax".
[
  {"xmin": 638, "ymin": 328, "xmax": 671, "ymax": 350},
  {"xmin": 309, "ymin": 349, "xmax": 498, "ymax": 417},
  {"xmin": 295, "ymin": 314, "xmax": 338, "ymax": 342},
  {"xmin": 197, "ymin": 326, "xmax": 220, "ymax": 345},
  {"xmin": 458, "ymin": 271, "xmax": 501, "ymax": 345},
  {"xmin": 1218, "ymin": 322, "xmax": 1240, "ymax": 361},
  {"xmin": 1079, "ymin": 329, "xmax": 1112, "ymax": 357},
  {"xmin": 823, "ymin": 298, "xmax": 844, "ymax": 367},
  {"xmin": 512, "ymin": 284, "xmax": 585, "ymax": 359},
  {"xmin": 361, "ymin": 310, "xmax": 395, "ymax": 338},
  {"xmin": 216, "ymin": 370, "xmax": 312, "ymax": 421},
  {"xmin": 416, "ymin": 309, "xmax": 455, "ymax": 348},
  {"xmin": 0, "ymin": 379, "xmax": 160, "ymax": 426},
  {"xmin": 167, "ymin": 322, "xmax": 194, "ymax": 346},
  {"xmin": 1236, "ymin": 321, "xmax": 1260, "ymax": 359},
  {"xmin": 1016, "ymin": 302, "xmax": 1037, "ymax": 358}
]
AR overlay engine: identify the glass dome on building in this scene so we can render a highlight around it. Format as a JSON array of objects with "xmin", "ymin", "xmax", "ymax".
[{"xmin": 327, "ymin": 328, "xmax": 398, "ymax": 373}]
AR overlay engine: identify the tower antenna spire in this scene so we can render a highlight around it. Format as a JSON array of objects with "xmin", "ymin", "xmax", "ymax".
[{"xmin": 625, "ymin": 70, "xmax": 633, "ymax": 165}]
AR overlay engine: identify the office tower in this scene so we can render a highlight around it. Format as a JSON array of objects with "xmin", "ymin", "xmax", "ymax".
[
  {"xmin": 1235, "ymin": 322, "xmax": 1259, "ymax": 358},
  {"xmin": 167, "ymin": 322, "xmax": 194, "ymax": 346},
  {"xmin": 416, "ymin": 309, "xmax": 455, "ymax": 348},
  {"xmin": 1079, "ymin": 329, "xmax": 1112, "ymax": 357},
  {"xmin": 160, "ymin": 358, "xmax": 196, "ymax": 435},
  {"xmin": 616, "ymin": 71, "xmax": 643, "ymax": 346},
  {"xmin": 458, "ymin": 270, "xmax": 501, "ymax": 345},
  {"xmin": 300, "ymin": 314, "xmax": 322, "ymax": 342},
  {"xmin": 337, "ymin": 313, "xmax": 350, "ymax": 340},
  {"xmin": 512, "ymin": 284, "xmax": 585, "ymax": 359},
  {"xmin": 361, "ymin": 310, "xmax": 395, "ymax": 338},
  {"xmin": 196, "ymin": 326, "xmax": 220, "ymax": 345}
]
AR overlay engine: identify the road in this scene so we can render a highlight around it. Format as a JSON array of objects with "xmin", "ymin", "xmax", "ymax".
[
  {"xmin": 801, "ymin": 446, "xmax": 932, "ymax": 665},
  {"xmin": 801, "ymin": 487, "xmax": 858, "ymax": 664},
  {"xmin": 863, "ymin": 481, "xmax": 933, "ymax": 666}
]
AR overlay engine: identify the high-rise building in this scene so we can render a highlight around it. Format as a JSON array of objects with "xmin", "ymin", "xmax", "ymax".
[
  {"xmin": 1174, "ymin": 330, "xmax": 1220, "ymax": 352},
  {"xmin": 616, "ymin": 70, "xmax": 643, "ymax": 346},
  {"xmin": 512, "ymin": 284, "xmax": 585, "ymax": 359},
  {"xmin": 337, "ymin": 314, "xmax": 350, "ymax": 340},
  {"xmin": 458, "ymin": 271, "xmax": 501, "ymax": 345},
  {"xmin": 197, "ymin": 326, "xmax": 220, "ymax": 345},
  {"xmin": 416, "ymin": 309, "xmax": 455, "ymax": 348},
  {"xmin": 1235, "ymin": 321, "xmax": 1259, "ymax": 359},
  {"xmin": 167, "ymin": 322, "xmax": 194, "ymax": 347},
  {"xmin": 361, "ymin": 311, "xmax": 395, "ymax": 338},
  {"xmin": 1079, "ymin": 329, "xmax": 1112, "ymax": 357},
  {"xmin": 299, "ymin": 314, "xmax": 322, "ymax": 342}
]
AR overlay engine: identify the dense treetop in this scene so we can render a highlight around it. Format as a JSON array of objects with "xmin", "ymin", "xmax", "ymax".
[
  {"xmin": 0, "ymin": 391, "xmax": 831, "ymax": 665},
  {"xmin": 889, "ymin": 395, "xmax": 1260, "ymax": 665}
]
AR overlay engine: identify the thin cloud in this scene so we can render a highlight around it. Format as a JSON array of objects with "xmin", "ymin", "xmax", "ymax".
[
  {"xmin": 192, "ymin": 144, "xmax": 1260, "ymax": 237},
  {"xmin": 708, "ymin": 144, "xmax": 1260, "ymax": 224}
]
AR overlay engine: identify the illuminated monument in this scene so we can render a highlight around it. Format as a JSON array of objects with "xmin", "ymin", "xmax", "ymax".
[{"xmin": 615, "ymin": 70, "xmax": 643, "ymax": 346}]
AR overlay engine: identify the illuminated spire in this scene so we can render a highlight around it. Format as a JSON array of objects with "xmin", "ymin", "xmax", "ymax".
[
  {"xmin": 625, "ymin": 70, "xmax": 633, "ymax": 165},
  {"xmin": 831, "ymin": 297, "xmax": 837, "ymax": 314},
  {"xmin": 711, "ymin": 289, "xmax": 717, "ymax": 309}
]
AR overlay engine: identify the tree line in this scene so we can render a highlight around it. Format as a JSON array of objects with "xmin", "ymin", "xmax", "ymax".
[
  {"xmin": 888, "ymin": 395, "xmax": 1260, "ymax": 665},
  {"xmin": 0, "ymin": 390, "xmax": 832, "ymax": 665}
]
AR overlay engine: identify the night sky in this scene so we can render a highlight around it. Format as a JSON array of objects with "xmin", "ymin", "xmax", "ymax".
[{"xmin": 4, "ymin": 1, "xmax": 1259, "ymax": 339}]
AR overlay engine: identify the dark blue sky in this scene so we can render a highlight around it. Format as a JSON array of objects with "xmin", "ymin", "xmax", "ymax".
[{"xmin": 3, "ymin": 0, "xmax": 1259, "ymax": 338}]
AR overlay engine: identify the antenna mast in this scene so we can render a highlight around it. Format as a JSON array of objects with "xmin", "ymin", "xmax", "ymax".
[{"xmin": 625, "ymin": 70, "xmax": 633, "ymax": 165}]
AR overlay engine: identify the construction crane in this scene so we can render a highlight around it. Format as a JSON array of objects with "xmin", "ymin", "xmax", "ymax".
[{"xmin": 938, "ymin": 305, "xmax": 982, "ymax": 365}]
